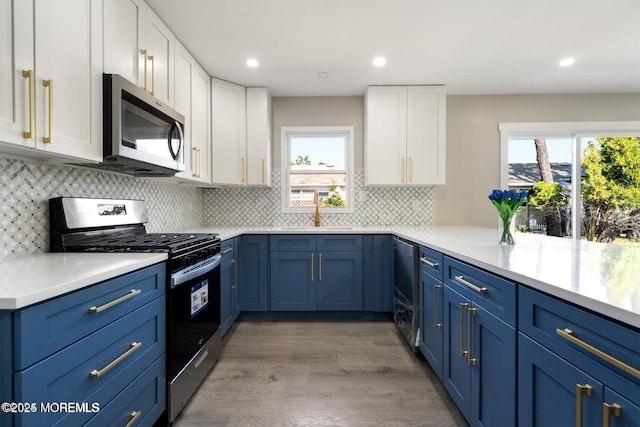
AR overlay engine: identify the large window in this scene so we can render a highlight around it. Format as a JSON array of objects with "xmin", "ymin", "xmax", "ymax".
[
  {"xmin": 281, "ymin": 126, "xmax": 355, "ymax": 213},
  {"xmin": 500, "ymin": 122, "xmax": 640, "ymax": 244}
]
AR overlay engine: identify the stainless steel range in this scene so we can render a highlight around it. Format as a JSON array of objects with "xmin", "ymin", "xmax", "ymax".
[{"xmin": 49, "ymin": 197, "xmax": 222, "ymax": 424}]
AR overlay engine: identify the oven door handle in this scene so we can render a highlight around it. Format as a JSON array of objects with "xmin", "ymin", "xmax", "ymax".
[{"xmin": 171, "ymin": 254, "xmax": 223, "ymax": 288}]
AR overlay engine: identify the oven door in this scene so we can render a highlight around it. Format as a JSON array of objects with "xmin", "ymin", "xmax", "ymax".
[{"xmin": 168, "ymin": 254, "xmax": 222, "ymax": 380}]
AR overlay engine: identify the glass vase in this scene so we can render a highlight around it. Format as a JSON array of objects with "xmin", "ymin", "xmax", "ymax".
[{"xmin": 499, "ymin": 215, "xmax": 516, "ymax": 245}]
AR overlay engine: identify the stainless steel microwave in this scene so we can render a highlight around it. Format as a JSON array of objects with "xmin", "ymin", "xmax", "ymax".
[{"xmin": 102, "ymin": 73, "xmax": 185, "ymax": 176}]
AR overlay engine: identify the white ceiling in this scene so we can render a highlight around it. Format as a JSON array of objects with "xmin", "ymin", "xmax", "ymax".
[{"xmin": 146, "ymin": 0, "xmax": 640, "ymax": 97}]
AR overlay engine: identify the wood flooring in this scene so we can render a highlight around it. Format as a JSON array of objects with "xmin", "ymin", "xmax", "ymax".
[{"xmin": 173, "ymin": 321, "xmax": 468, "ymax": 427}]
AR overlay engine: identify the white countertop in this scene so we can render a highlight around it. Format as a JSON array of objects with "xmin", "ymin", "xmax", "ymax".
[
  {"xmin": 0, "ymin": 252, "xmax": 167, "ymax": 309},
  {"xmin": 193, "ymin": 225, "xmax": 640, "ymax": 330}
]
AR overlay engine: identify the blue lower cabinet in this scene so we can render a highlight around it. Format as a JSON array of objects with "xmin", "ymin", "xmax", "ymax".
[
  {"xmin": 220, "ymin": 254, "xmax": 236, "ymax": 336},
  {"xmin": 519, "ymin": 333, "xmax": 604, "ymax": 427},
  {"xmin": 443, "ymin": 284, "xmax": 516, "ymax": 426},
  {"xmin": 316, "ymin": 251, "xmax": 363, "ymax": 311},
  {"xmin": 603, "ymin": 389, "xmax": 640, "ymax": 427},
  {"xmin": 270, "ymin": 251, "xmax": 316, "ymax": 311},
  {"xmin": 239, "ymin": 235, "xmax": 269, "ymax": 312},
  {"xmin": 420, "ymin": 268, "xmax": 444, "ymax": 381},
  {"xmin": 363, "ymin": 235, "xmax": 393, "ymax": 312}
]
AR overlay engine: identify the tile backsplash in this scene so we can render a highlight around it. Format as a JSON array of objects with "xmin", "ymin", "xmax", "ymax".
[
  {"xmin": 0, "ymin": 158, "xmax": 204, "ymax": 257},
  {"xmin": 203, "ymin": 170, "xmax": 435, "ymax": 228},
  {"xmin": 2, "ymin": 160, "xmax": 435, "ymax": 257}
]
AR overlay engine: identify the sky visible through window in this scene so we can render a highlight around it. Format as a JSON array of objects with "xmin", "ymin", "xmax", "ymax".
[
  {"xmin": 290, "ymin": 137, "xmax": 345, "ymax": 168},
  {"xmin": 508, "ymin": 138, "xmax": 593, "ymax": 163}
]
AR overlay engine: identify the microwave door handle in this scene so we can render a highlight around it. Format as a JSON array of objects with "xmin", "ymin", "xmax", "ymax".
[{"xmin": 168, "ymin": 121, "xmax": 184, "ymax": 161}]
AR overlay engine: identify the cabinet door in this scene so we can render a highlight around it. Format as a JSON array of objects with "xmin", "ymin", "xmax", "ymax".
[
  {"xmin": 211, "ymin": 77, "xmax": 247, "ymax": 185},
  {"xmin": 0, "ymin": 0, "xmax": 33, "ymax": 148},
  {"xmin": 191, "ymin": 62, "xmax": 211, "ymax": 183},
  {"xmin": 173, "ymin": 41, "xmax": 194, "ymax": 180},
  {"xmin": 240, "ymin": 235, "xmax": 269, "ymax": 312},
  {"xmin": 470, "ymin": 304, "xmax": 516, "ymax": 427},
  {"xmin": 33, "ymin": 0, "xmax": 103, "ymax": 161},
  {"xmin": 316, "ymin": 251, "xmax": 363, "ymax": 311},
  {"xmin": 246, "ymin": 87, "xmax": 271, "ymax": 186},
  {"xmin": 420, "ymin": 269, "xmax": 444, "ymax": 381},
  {"xmin": 143, "ymin": 4, "xmax": 174, "ymax": 106},
  {"xmin": 232, "ymin": 238, "xmax": 241, "ymax": 319},
  {"xmin": 603, "ymin": 388, "xmax": 640, "ymax": 427},
  {"xmin": 519, "ymin": 333, "xmax": 603, "ymax": 427},
  {"xmin": 443, "ymin": 284, "xmax": 471, "ymax": 421},
  {"xmin": 365, "ymin": 86, "xmax": 407, "ymax": 186},
  {"xmin": 364, "ymin": 235, "xmax": 393, "ymax": 312},
  {"xmin": 270, "ymin": 252, "xmax": 315, "ymax": 311},
  {"xmin": 103, "ymin": 0, "xmax": 144, "ymax": 86},
  {"xmin": 406, "ymin": 86, "xmax": 446, "ymax": 185},
  {"xmin": 220, "ymin": 256, "xmax": 234, "ymax": 336}
]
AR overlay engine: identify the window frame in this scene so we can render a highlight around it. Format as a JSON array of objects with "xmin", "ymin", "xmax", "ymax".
[
  {"xmin": 499, "ymin": 121, "xmax": 640, "ymax": 241},
  {"xmin": 280, "ymin": 126, "xmax": 355, "ymax": 214}
]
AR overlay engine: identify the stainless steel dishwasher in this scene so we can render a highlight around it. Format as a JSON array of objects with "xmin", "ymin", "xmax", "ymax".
[{"xmin": 393, "ymin": 237, "xmax": 419, "ymax": 351}]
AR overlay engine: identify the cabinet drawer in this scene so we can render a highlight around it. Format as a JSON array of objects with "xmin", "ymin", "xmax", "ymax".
[
  {"xmin": 270, "ymin": 235, "xmax": 316, "ymax": 251},
  {"xmin": 443, "ymin": 257, "xmax": 516, "ymax": 326},
  {"xmin": 14, "ymin": 263, "xmax": 165, "ymax": 369},
  {"xmin": 85, "ymin": 354, "xmax": 166, "ymax": 427},
  {"xmin": 220, "ymin": 238, "xmax": 235, "ymax": 261},
  {"xmin": 317, "ymin": 235, "xmax": 363, "ymax": 251},
  {"xmin": 520, "ymin": 286, "xmax": 640, "ymax": 402},
  {"xmin": 419, "ymin": 246, "xmax": 443, "ymax": 281},
  {"xmin": 14, "ymin": 297, "xmax": 166, "ymax": 427}
]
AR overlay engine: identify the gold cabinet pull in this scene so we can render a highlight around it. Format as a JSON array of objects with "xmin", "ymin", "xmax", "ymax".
[
  {"xmin": 420, "ymin": 256, "xmax": 438, "ymax": 268},
  {"xmin": 42, "ymin": 79, "xmax": 53, "ymax": 143},
  {"xmin": 603, "ymin": 402, "xmax": 622, "ymax": 427},
  {"xmin": 231, "ymin": 258, "xmax": 237, "ymax": 289},
  {"xmin": 197, "ymin": 148, "xmax": 201, "ymax": 178},
  {"xmin": 459, "ymin": 303, "xmax": 469, "ymax": 357},
  {"xmin": 262, "ymin": 158, "xmax": 266, "ymax": 183},
  {"xmin": 88, "ymin": 289, "xmax": 141, "ymax": 313},
  {"xmin": 434, "ymin": 284, "xmax": 442, "ymax": 329},
  {"xmin": 241, "ymin": 157, "xmax": 246, "ymax": 183},
  {"xmin": 125, "ymin": 410, "xmax": 142, "ymax": 427},
  {"xmin": 147, "ymin": 54, "xmax": 155, "ymax": 95},
  {"xmin": 22, "ymin": 70, "xmax": 35, "ymax": 138},
  {"xmin": 401, "ymin": 157, "xmax": 405, "ymax": 183},
  {"xmin": 90, "ymin": 342, "xmax": 142, "ymax": 378},
  {"xmin": 192, "ymin": 147, "xmax": 198, "ymax": 177},
  {"xmin": 454, "ymin": 275, "xmax": 488, "ymax": 293},
  {"xmin": 409, "ymin": 157, "xmax": 414, "ymax": 183},
  {"xmin": 575, "ymin": 384, "xmax": 593, "ymax": 427},
  {"xmin": 319, "ymin": 253, "xmax": 323, "ymax": 282},
  {"xmin": 310, "ymin": 253, "xmax": 315, "ymax": 282},
  {"xmin": 140, "ymin": 49, "xmax": 148, "ymax": 91},
  {"xmin": 467, "ymin": 307, "xmax": 477, "ymax": 365},
  {"xmin": 557, "ymin": 328, "xmax": 640, "ymax": 380},
  {"xmin": 221, "ymin": 246, "xmax": 233, "ymax": 255}
]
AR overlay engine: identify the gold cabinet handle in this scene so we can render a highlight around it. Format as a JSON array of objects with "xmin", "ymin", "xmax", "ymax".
[
  {"xmin": 125, "ymin": 410, "xmax": 142, "ymax": 427},
  {"xmin": 90, "ymin": 342, "xmax": 142, "ymax": 378},
  {"xmin": 319, "ymin": 253, "xmax": 323, "ymax": 282},
  {"xmin": 241, "ymin": 157, "xmax": 245, "ymax": 183},
  {"xmin": 459, "ymin": 303, "xmax": 469, "ymax": 357},
  {"xmin": 401, "ymin": 157, "xmax": 405, "ymax": 183},
  {"xmin": 575, "ymin": 384, "xmax": 593, "ymax": 427},
  {"xmin": 22, "ymin": 70, "xmax": 35, "ymax": 138},
  {"xmin": 557, "ymin": 328, "xmax": 640, "ymax": 380},
  {"xmin": 262, "ymin": 158, "xmax": 266, "ymax": 184},
  {"xmin": 88, "ymin": 289, "xmax": 141, "ymax": 313},
  {"xmin": 467, "ymin": 307, "xmax": 477, "ymax": 365},
  {"xmin": 409, "ymin": 157, "xmax": 414, "ymax": 183},
  {"xmin": 221, "ymin": 246, "xmax": 233, "ymax": 255},
  {"xmin": 310, "ymin": 253, "xmax": 315, "ymax": 282},
  {"xmin": 147, "ymin": 54, "xmax": 155, "ymax": 96},
  {"xmin": 140, "ymin": 49, "xmax": 148, "ymax": 91},
  {"xmin": 42, "ymin": 79, "xmax": 53, "ymax": 143},
  {"xmin": 420, "ymin": 256, "xmax": 438, "ymax": 269},
  {"xmin": 454, "ymin": 275, "xmax": 488, "ymax": 294},
  {"xmin": 192, "ymin": 147, "xmax": 198, "ymax": 177},
  {"xmin": 434, "ymin": 284, "xmax": 442, "ymax": 329},
  {"xmin": 603, "ymin": 402, "xmax": 622, "ymax": 427},
  {"xmin": 197, "ymin": 148, "xmax": 201, "ymax": 178}
]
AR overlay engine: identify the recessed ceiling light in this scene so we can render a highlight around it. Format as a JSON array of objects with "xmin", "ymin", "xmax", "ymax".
[
  {"xmin": 559, "ymin": 57, "xmax": 575, "ymax": 67},
  {"xmin": 246, "ymin": 59, "xmax": 259, "ymax": 68},
  {"xmin": 317, "ymin": 71, "xmax": 330, "ymax": 78},
  {"xmin": 373, "ymin": 56, "xmax": 387, "ymax": 67}
]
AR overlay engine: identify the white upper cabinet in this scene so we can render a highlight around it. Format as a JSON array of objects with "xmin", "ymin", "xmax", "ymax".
[
  {"xmin": 211, "ymin": 78, "xmax": 247, "ymax": 186},
  {"xmin": 174, "ymin": 41, "xmax": 211, "ymax": 184},
  {"xmin": 365, "ymin": 85, "xmax": 446, "ymax": 186},
  {"xmin": 0, "ymin": 0, "xmax": 103, "ymax": 162},
  {"xmin": 104, "ymin": 0, "xmax": 174, "ymax": 106},
  {"xmin": 246, "ymin": 87, "xmax": 272, "ymax": 187}
]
